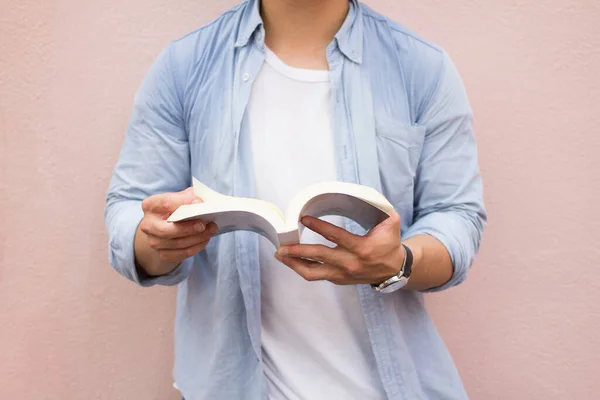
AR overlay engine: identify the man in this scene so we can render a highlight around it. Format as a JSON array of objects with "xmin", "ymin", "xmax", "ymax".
[{"xmin": 105, "ymin": 0, "xmax": 486, "ymax": 399}]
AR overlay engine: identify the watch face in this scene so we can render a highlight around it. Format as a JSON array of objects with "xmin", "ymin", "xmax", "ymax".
[{"xmin": 379, "ymin": 278, "xmax": 408, "ymax": 294}]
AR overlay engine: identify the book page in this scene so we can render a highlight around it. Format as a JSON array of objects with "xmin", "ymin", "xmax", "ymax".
[
  {"xmin": 299, "ymin": 193, "xmax": 390, "ymax": 230},
  {"xmin": 167, "ymin": 179, "xmax": 286, "ymax": 246},
  {"xmin": 284, "ymin": 182, "xmax": 394, "ymax": 233},
  {"xmin": 168, "ymin": 202, "xmax": 285, "ymax": 247}
]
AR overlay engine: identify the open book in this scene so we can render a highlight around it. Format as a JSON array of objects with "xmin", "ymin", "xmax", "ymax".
[{"xmin": 167, "ymin": 178, "xmax": 395, "ymax": 247}]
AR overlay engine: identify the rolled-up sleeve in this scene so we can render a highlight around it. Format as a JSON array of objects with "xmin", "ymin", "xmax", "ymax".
[
  {"xmin": 404, "ymin": 52, "xmax": 487, "ymax": 292},
  {"xmin": 104, "ymin": 44, "xmax": 193, "ymax": 287}
]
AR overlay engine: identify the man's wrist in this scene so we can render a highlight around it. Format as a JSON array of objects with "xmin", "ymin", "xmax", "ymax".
[
  {"xmin": 134, "ymin": 226, "xmax": 180, "ymax": 277},
  {"xmin": 402, "ymin": 240, "xmax": 421, "ymax": 278},
  {"xmin": 372, "ymin": 243, "xmax": 414, "ymax": 293},
  {"xmin": 400, "ymin": 237, "xmax": 430, "ymax": 291}
]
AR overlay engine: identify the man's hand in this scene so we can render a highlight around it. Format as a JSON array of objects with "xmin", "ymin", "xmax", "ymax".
[
  {"xmin": 274, "ymin": 213, "xmax": 405, "ymax": 286},
  {"xmin": 134, "ymin": 188, "xmax": 218, "ymax": 277}
]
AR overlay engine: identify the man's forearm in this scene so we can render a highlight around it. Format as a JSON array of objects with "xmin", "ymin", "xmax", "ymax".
[{"xmin": 402, "ymin": 234, "xmax": 453, "ymax": 291}]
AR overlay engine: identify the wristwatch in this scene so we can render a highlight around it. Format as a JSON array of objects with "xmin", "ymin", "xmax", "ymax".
[{"xmin": 372, "ymin": 244, "xmax": 413, "ymax": 294}]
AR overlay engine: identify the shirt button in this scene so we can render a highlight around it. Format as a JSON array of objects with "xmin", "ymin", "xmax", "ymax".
[{"xmin": 243, "ymin": 72, "xmax": 250, "ymax": 82}]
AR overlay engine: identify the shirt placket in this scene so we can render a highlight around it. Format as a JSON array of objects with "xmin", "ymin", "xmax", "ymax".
[
  {"xmin": 329, "ymin": 48, "xmax": 407, "ymax": 400},
  {"xmin": 232, "ymin": 38, "xmax": 266, "ymax": 363}
]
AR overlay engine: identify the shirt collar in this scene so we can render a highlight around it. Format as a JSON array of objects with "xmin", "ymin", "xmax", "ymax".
[{"xmin": 234, "ymin": 0, "xmax": 363, "ymax": 64}]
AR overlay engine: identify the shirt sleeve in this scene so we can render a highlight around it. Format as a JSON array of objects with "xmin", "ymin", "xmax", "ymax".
[
  {"xmin": 403, "ymin": 52, "xmax": 487, "ymax": 292},
  {"xmin": 104, "ymin": 44, "xmax": 193, "ymax": 287}
]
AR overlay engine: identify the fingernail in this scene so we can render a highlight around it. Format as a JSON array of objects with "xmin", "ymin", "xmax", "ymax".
[
  {"xmin": 274, "ymin": 251, "xmax": 281, "ymax": 261},
  {"xmin": 194, "ymin": 223, "xmax": 205, "ymax": 232},
  {"xmin": 192, "ymin": 198, "xmax": 203, "ymax": 204},
  {"xmin": 278, "ymin": 247, "xmax": 288, "ymax": 257},
  {"xmin": 301, "ymin": 217, "xmax": 310, "ymax": 227}
]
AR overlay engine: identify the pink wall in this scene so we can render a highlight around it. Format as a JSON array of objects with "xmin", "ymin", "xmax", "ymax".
[{"xmin": 1, "ymin": 1, "xmax": 599, "ymax": 399}]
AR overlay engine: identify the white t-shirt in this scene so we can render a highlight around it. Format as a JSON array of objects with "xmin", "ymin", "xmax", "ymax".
[{"xmin": 248, "ymin": 48, "xmax": 386, "ymax": 400}]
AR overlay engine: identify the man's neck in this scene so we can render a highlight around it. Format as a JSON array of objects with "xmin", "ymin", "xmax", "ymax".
[{"xmin": 261, "ymin": 0, "xmax": 349, "ymax": 69}]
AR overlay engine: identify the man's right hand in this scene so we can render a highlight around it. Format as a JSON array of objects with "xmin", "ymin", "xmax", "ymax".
[{"xmin": 134, "ymin": 187, "xmax": 218, "ymax": 277}]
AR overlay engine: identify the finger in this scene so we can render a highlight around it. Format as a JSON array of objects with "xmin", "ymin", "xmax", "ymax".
[
  {"xmin": 142, "ymin": 187, "xmax": 199, "ymax": 215},
  {"xmin": 275, "ymin": 253, "xmax": 343, "ymax": 282},
  {"xmin": 277, "ymin": 244, "xmax": 352, "ymax": 269},
  {"xmin": 140, "ymin": 218, "xmax": 203, "ymax": 239},
  {"xmin": 149, "ymin": 228, "xmax": 216, "ymax": 250},
  {"xmin": 157, "ymin": 238, "xmax": 211, "ymax": 263},
  {"xmin": 301, "ymin": 216, "xmax": 362, "ymax": 251},
  {"xmin": 140, "ymin": 218, "xmax": 215, "ymax": 239}
]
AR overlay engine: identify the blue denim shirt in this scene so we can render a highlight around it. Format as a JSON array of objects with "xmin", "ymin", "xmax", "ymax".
[{"xmin": 105, "ymin": 1, "xmax": 486, "ymax": 399}]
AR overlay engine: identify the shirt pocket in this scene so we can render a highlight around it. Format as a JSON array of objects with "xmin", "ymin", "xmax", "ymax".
[{"xmin": 375, "ymin": 118, "xmax": 426, "ymax": 208}]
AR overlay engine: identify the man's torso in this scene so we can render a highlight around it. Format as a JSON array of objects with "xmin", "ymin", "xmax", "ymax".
[
  {"xmin": 124, "ymin": 1, "xmax": 470, "ymax": 398},
  {"xmin": 250, "ymin": 47, "xmax": 386, "ymax": 399}
]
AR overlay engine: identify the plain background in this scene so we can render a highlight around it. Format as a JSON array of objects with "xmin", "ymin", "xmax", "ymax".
[{"xmin": 1, "ymin": 0, "xmax": 599, "ymax": 399}]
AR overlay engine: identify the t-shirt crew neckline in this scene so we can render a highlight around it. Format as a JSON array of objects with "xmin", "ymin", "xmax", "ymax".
[{"xmin": 264, "ymin": 47, "xmax": 330, "ymax": 83}]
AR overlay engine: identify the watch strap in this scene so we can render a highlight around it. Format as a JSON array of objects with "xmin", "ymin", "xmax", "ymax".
[
  {"xmin": 402, "ymin": 243, "xmax": 413, "ymax": 278},
  {"xmin": 372, "ymin": 244, "xmax": 413, "ymax": 292}
]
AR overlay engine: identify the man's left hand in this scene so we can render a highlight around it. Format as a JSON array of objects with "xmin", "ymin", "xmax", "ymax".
[{"xmin": 275, "ymin": 213, "xmax": 405, "ymax": 285}]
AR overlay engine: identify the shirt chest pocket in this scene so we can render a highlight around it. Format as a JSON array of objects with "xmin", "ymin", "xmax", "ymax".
[{"xmin": 375, "ymin": 119, "xmax": 426, "ymax": 208}]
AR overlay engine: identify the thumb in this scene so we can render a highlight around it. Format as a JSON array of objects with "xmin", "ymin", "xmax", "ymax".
[
  {"xmin": 182, "ymin": 187, "xmax": 204, "ymax": 204},
  {"xmin": 174, "ymin": 187, "xmax": 204, "ymax": 207},
  {"xmin": 145, "ymin": 188, "xmax": 201, "ymax": 215}
]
